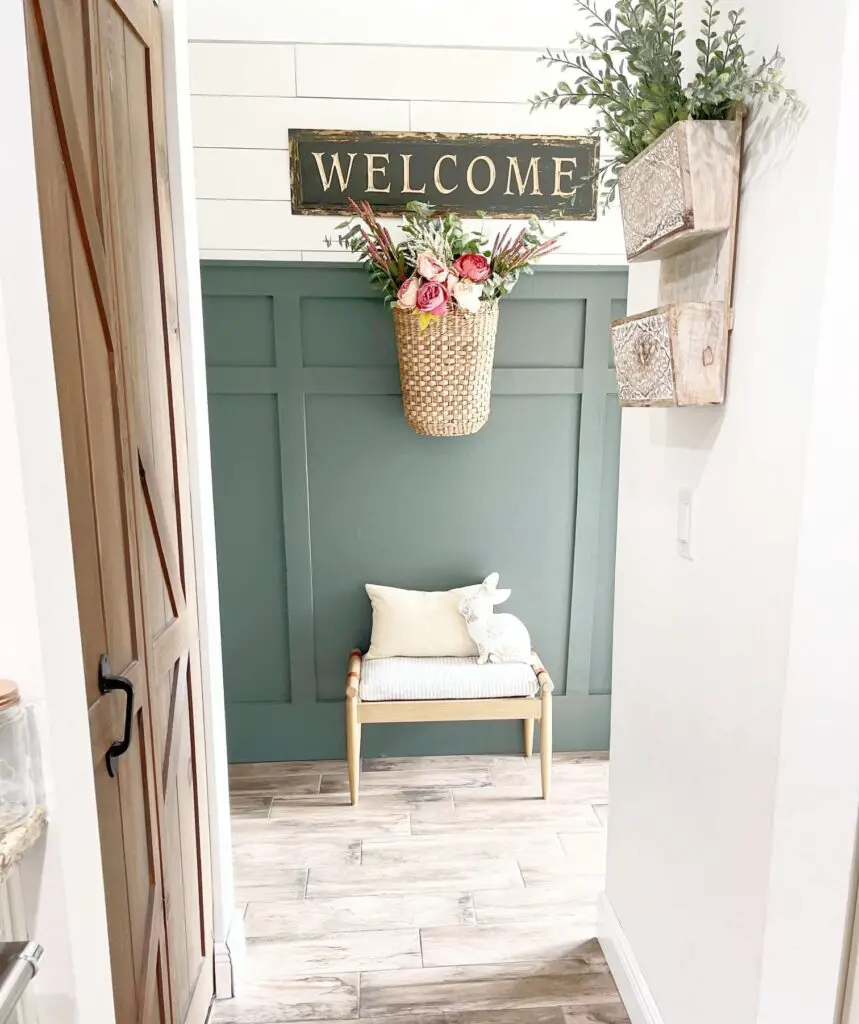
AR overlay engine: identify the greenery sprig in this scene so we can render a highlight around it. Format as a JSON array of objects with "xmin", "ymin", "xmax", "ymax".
[{"xmin": 531, "ymin": 0, "xmax": 799, "ymax": 207}]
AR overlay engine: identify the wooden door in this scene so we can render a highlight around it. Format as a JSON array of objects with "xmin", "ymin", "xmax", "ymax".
[{"xmin": 24, "ymin": 1, "xmax": 213, "ymax": 1022}]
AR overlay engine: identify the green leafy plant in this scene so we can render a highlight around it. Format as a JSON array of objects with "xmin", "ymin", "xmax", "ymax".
[{"xmin": 531, "ymin": 0, "xmax": 799, "ymax": 206}]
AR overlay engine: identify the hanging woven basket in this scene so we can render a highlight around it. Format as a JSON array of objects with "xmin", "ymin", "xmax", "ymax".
[{"xmin": 392, "ymin": 300, "xmax": 499, "ymax": 437}]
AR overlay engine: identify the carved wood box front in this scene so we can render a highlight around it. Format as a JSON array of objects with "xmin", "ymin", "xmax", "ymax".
[
  {"xmin": 618, "ymin": 120, "xmax": 741, "ymax": 262},
  {"xmin": 612, "ymin": 303, "xmax": 727, "ymax": 407}
]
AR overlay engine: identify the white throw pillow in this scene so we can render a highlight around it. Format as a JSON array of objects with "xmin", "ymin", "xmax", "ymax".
[{"xmin": 365, "ymin": 583, "xmax": 480, "ymax": 659}]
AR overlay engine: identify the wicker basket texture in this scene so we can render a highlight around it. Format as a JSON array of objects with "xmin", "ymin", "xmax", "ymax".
[{"xmin": 391, "ymin": 300, "xmax": 499, "ymax": 437}]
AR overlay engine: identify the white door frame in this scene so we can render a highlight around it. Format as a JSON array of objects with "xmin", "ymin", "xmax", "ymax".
[{"xmin": 158, "ymin": 0, "xmax": 239, "ymax": 995}]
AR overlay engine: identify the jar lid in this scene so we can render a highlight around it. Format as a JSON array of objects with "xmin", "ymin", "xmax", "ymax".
[{"xmin": 0, "ymin": 682, "xmax": 21, "ymax": 710}]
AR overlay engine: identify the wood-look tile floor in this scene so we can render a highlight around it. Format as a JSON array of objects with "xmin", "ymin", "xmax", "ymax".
[{"xmin": 215, "ymin": 753, "xmax": 629, "ymax": 1024}]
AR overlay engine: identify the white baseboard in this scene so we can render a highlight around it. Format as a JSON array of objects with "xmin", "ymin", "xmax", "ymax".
[
  {"xmin": 213, "ymin": 942, "xmax": 233, "ymax": 1000},
  {"xmin": 598, "ymin": 892, "xmax": 664, "ymax": 1024},
  {"xmin": 214, "ymin": 905, "xmax": 246, "ymax": 1000}
]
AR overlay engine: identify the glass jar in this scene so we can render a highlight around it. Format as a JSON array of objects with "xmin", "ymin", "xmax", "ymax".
[{"xmin": 0, "ymin": 682, "xmax": 35, "ymax": 831}]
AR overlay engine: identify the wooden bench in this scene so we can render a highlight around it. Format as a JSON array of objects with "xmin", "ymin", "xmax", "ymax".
[{"xmin": 345, "ymin": 649, "xmax": 554, "ymax": 804}]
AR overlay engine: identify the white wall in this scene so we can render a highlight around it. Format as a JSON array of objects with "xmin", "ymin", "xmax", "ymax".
[
  {"xmin": 0, "ymin": 1, "xmax": 115, "ymax": 1021},
  {"xmin": 605, "ymin": 1, "xmax": 859, "ymax": 1023},
  {"xmin": 187, "ymin": 0, "xmax": 625, "ymax": 263}
]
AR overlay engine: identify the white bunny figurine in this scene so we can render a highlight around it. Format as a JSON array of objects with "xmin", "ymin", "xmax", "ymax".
[{"xmin": 458, "ymin": 573, "xmax": 532, "ymax": 665}]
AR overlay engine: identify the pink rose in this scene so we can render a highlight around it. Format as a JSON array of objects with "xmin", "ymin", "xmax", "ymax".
[
  {"xmin": 416, "ymin": 281, "xmax": 448, "ymax": 316},
  {"xmin": 416, "ymin": 252, "xmax": 448, "ymax": 283},
  {"xmin": 453, "ymin": 252, "xmax": 491, "ymax": 283},
  {"xmin": 397, "ymin": 276, "xmax": 419, "ymax": 309}
]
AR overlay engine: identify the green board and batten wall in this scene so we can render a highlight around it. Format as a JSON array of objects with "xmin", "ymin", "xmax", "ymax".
[{"xmin": 202, "ymin": 263, "xmax": 627, "ymax": 762}]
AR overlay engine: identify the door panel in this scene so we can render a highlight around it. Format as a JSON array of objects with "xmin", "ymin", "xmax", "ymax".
[
  {"xmin": 70, "ymin": 222, "xmax": 138, "ymax": 677},
  {"xmin": 25, "ymin": 0, "xmax": 213, "ymax": 1021}
]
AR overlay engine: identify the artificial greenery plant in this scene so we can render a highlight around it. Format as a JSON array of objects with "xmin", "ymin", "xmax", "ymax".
[{"xmin": 532, "ymin": 0, "xmax": 799, "ymax": 206}]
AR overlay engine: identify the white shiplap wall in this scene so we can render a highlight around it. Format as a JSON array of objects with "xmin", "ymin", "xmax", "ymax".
[{"xmin": 188, "ymin": 1, "xmax": 625, "ymax": 264}]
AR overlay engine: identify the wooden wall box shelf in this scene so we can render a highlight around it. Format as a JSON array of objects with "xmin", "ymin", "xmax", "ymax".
[
  {"xmin": 612, "ymin": 302, "xmax": 726, "ymax": 406},
  {"xmin": 618, "ymin": 119, "xmax": 742, "ymax": 262},
  {"xmin": 613, "ymin": 115, "xmax": 743, "ymax": 407}
]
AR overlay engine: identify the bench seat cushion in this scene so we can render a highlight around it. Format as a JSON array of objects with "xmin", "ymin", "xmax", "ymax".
[{"xmin": 359, "ymin": 656, "xmax": 538, "ymax": 702}]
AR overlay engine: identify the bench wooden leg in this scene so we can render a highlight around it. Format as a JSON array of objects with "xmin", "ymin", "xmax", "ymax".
[
  {"xmin": 540, "ymin": 688, "xmax": 552, "ymax": 800},
  {"xmin": 345, "ymin": 650, "xmax": 362, "ymax": 806},
  {"xmin": 346, "ymin": 696, "xmax": 361, "ymax": 805},
  {"xmin": 523, "ymin": 718, "xmax": 535, "ymax": 758}
]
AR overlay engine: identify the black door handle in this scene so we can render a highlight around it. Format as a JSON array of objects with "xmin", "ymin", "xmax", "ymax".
[{"xmin": 98, "ymin": 655, "xmax": 134, "ymax": 779}]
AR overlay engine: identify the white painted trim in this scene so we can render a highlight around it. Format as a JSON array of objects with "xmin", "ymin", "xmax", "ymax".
[
  {"xmin": 213, "ymin": 903, "xmax": 247, "ymax": 998},
  {"xmin": 213, "ymin": 940, "xmax": 233, "ymax": 1000},
  {"xmin": 159, "ymin": 0, "xmax": 236, "ymax": 957},
  {"xmin": 215, "ymin": 905, "xmax": 247, "ymax": 999},
  {"xmin": 598, "ymin": 892, "xmax": 664, "ymax": 1024}
]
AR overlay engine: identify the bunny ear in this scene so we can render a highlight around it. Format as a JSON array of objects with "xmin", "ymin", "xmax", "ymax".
[
  {"xmin": 483, "ymin": 572, "xmax": 500, "ymax": 591},
  {"xmin": 492, "ymin": 587, "xmax": 511, "ymax": 606}
]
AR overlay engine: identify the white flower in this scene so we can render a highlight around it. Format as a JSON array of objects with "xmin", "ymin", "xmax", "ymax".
[{"xmin": 452, "ymin": 279, "xmax": 482, "ymax": 313}]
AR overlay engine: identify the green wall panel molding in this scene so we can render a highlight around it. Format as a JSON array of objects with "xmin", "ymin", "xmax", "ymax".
[
  {"xmin": 495, "ymin": 297, "xmax": 586, "ymax": 369},
  {"xmin": 209, "ymin": 393, "xmax": 291, "ymax": 705},
  {"xmin": 204, "ymin": 294, "xmax": 276, "ymax": 368},
  {"xmin": 202, "ymin": 262, "xmax": 627, "ymax": 763},
  {"xmin": 305, "ymin": 392, "xmax": 580, "ymax": 702}
]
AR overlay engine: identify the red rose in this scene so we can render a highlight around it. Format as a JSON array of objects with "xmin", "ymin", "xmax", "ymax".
[
  {"xmin": 415, "ymin": 281, "xmax": 448, "ymax": 316},
  {"xmin": 453, "ymin": 253, "xmax": 491, "ymax": 283}
]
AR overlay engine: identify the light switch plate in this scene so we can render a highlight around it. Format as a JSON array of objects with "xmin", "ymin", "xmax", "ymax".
[{"xmin": 677, "ymin": 489, "xmax": 693, "ymax": 560}]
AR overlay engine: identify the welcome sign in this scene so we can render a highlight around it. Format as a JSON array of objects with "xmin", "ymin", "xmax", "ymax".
[{"xmin": 289, "ymin": 129, "xmax": 599, "ymax": 220}]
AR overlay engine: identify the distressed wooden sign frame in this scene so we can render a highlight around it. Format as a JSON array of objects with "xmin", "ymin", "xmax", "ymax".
[{"xmin": 289, "ymin": 128, "xmax": 600, "ymax": 220}]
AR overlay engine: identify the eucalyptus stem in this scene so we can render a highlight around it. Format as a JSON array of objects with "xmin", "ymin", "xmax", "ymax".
[{"xmin": 531, "ymin": 0, "xmax": 799, "ymax": 208}]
